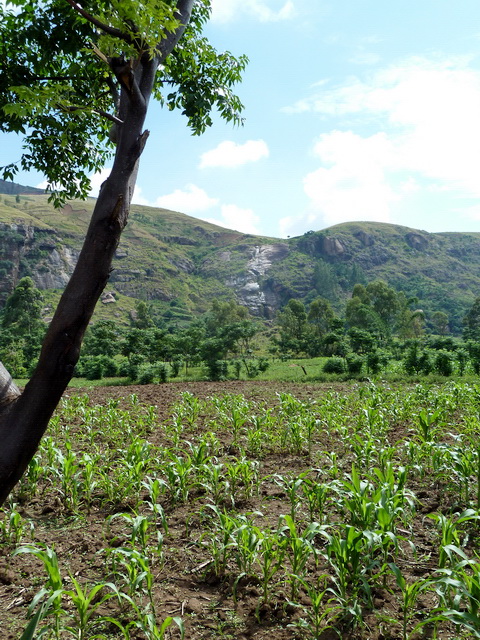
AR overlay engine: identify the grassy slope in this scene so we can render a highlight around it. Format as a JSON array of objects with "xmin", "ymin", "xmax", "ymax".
[{"xmin": 1, "ymin": 194, "xmax": 480, "ymax": 330}]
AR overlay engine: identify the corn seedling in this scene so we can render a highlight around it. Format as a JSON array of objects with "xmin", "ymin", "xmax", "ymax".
[
  {"xmin": 61, "ymin": 576, "xmax": 121, "ymax": 640},
  {"xmin": 205, "ymin": 505, "xmax": 239, "ymax": 576},
  {"xmin": 200, "ymin": 461, "xmax": 227, "ymax": 506},
  {"xmin": 256, "ymin": 529, "xmax": 287, "ymax": 607},
  {"xmin": 292, "ymin": 576, "xmax": 341, "ymax": 640},
  {"xmin": 142, "ymin": 476, "xmax": 169, "ymax": 534},
  {"xmin": 428, "ymin": 509, "xmax": 480, "ymax": 568},
  {"xmin": 0, "ymin": 501, "xmax": 33, "ymax": 547},
  {"xmin": 231, "ymin": 516, "xmax": 262, "ymax": 578},
  {"xmin": 302, "ymin": 476, "xmax": 331, "ymax": 524},
  {"xmin": 434, "ymin": 558, "xmax": 480, "ymax": 636},
  {"xmin": 14, "ymin": 544, "xmax": 64, "ymax": 639},
  {"xmin": 319, "ymin": 525, "xmax": 373, "ymax": 623},
  {"xmin": 416, "ymin": 408, "xmax": 444, "ymax": 443},
  {"xmin": 108, "ymin": 546, "xmax": 154, "ymax": 603},
  {"xmin": 388, "ymin": 562, "xmax": 436, "ymax": 640},
  {"xmin": 164, "ymin": 452, "xmax": 194, "ymax": 504},
  {"xmin": 280, "ymin": 515, "xmax": 321, "ymax": 601},
  {"xmin": 273, "ymin": 472, "xmax": 307, "ymax": 521},
  {"xmin": 125, "ymin": 606, "xmax": 185, "ymax": 640}
]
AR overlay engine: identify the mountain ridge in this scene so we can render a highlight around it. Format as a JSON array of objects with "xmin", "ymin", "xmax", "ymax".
[{"xmin": 0, "ymin": 183, "xmax": 478, "ymax": 333}]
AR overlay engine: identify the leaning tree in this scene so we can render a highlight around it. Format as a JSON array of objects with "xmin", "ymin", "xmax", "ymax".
[{"xmin": 0, "ymin": 0, "xmax": 246, "ymax": 505}]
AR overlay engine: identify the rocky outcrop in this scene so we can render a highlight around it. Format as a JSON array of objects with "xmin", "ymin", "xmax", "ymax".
[
  {"xmin": 226, "ymin": 244, "xmax": 290, "ymax": 316},
  {"xmin": 405, "ymin": 232, "xmax": 428, "ymax": 250},
  {"xmin": 33, "ymin": 247, "xmax": 79, "ymax": 289},
  {"xmin": 355, "ymin": 230, "xmax": 375, "ymax": 247},
  {"xmin": 0, "ymin": 223, "xmax": 79, "ymax": 301}
]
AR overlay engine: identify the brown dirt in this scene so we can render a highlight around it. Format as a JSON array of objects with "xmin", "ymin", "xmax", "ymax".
[{"xmin": 0, "ymin": 381, "xmax": 470, "ymax": 639}]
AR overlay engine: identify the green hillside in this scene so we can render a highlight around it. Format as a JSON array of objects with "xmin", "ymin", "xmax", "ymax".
[{"xmin": 0, "ymin": 187, "xmax": 479, "ymax": 333}]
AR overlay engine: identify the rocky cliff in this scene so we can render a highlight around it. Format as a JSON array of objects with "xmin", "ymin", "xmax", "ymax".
[{"xmin": 1, "ymin": 187, "xmax": 480, "ymax": 332}]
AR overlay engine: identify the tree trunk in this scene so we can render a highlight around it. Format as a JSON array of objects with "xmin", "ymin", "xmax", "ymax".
[{"xmin": 0, "ymin": 0, "xmax": 194, "ymax": 507}]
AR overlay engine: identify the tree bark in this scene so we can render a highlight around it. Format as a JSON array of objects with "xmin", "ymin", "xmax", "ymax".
[{"xmin": 0, "ymin": 0, "xmax": 195, "ymax": 507}]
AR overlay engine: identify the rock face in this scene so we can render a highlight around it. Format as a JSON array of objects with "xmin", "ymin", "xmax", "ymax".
[
  {"xmin": 226, "ymin": 244, "xmax": 290, "ymax": 317},
  {"xmin": 355, "ymin": 230, "xmax": 375, "ymax": 247},
  {"xmin": 0, "ymin": 223, "xmax": 79, "ymax": 302},
  {"xmin": 405, "ymin": 232, "xmax": 428, "ymax": 250}
]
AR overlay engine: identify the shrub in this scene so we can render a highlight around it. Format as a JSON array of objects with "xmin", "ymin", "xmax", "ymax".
[
  {"xmin": 137, "ymin": 364, "xmax": 156, "ymax": 385},
  {"xmin": 205, "ymin": 359, "xmax": 228, "ymax": 381},
  {"xmin": 232, "ymin": 360, "xmax": 242, "ymax": 379},
  {"xmin": 323, "ymin": 357, "xmax": 346, "ymax": 374},
  {"xmin": 456, "ymin": 349, "xmax": 468, "ymax": 375},
  {"xmin": 434, "ymin": 351, "xmax": 453, "ymax": 377},
  {"xmin": 467, "ymin": 342, "xmax": 480, "ymax": 374},
  {"xmin": 170, "ymin": 358, "xmax": 182, "ymax": 378},
  {"xmin": 157, "ymin": 363, "xmax": 169, "ymax": 383},
  {"xmin": 366, "ymin": 351, "xmax": 381, "ymax": 375},
  {"xmin": 97, "ymin": 355, "xmax": 118, "ymax": 377},
  {"xmin": 346, "ymin": 354, "xmax": 363, "ymax": 375},
  {"xmin": 126, "ymin": 353, "xmax": 144, "ymax": 381},
  {"xmin": 83, "ymin": 356, "xmax": 103, "ymax": 380}
]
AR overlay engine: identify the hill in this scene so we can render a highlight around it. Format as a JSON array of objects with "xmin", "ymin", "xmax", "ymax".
[{"xmin": 0, "ymin": 186, "xmax": 479, "ymax": 332}]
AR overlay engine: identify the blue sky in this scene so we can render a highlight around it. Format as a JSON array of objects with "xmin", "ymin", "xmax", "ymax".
[{"xmin": 2, "ymin": 0, "xmax": 480, "ymax": 238}]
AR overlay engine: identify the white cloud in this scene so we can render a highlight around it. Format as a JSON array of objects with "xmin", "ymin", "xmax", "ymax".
[
  {"xmin": 153, "ymin": 184, "xmax": 219, "ymax": 214},
  {"xmin": 199, "ymin": 140, "xmax": 269, "ymax": 169},
  {"xmin": 211, "ymin": 0, "xmax": 295, "ymax": 23},
  {"xmin": 205, "ymin": 204, "xmax": 261, "ymax": 234},
  {"xmin": 282, "ymin": 56, "xmax": 480, "ymax": 233},
  {"xmin": 304, "ymin": 131, "xmax": 398, "ymax": 226}
]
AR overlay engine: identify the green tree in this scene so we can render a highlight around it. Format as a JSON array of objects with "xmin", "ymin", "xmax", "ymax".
[
  {"xmin": 365, "ymin": 280, "xmax": 399, "ymax": 333},
  {"xmin": 345, "ymin": 295, "xmax": 383, "ymax": 336},
  {"xmin": 0, "ymin": 277, "xmax": 45, "ymax": 374},
  {"xmin": 1, "ymin": 277, "xmax": 43, "ymax": 336},
  {"xmin": 312, "ymin": 260, "xmax": 338, "ymax": 300},
  {"xmin": 275, "ymin": 298, "xmax": 308, "ymax": 356},
  {"xmin": 463, "ymin": 297, "xmax": 480, "ymax": 341},
  {"xmin": 205, "ymin": 300, "xmax": 249, "ymax": 336},
  {"xmin": 0, "ymin": 0, "xmax": 246, "ymax": 505},
  {"xmin": 431, "ymin": 311, "xmax": 449, "ymax": 335},
  {"xmin": 307, "ymin": 297, "xmax": 335, "ymax": 336},
  {"xmin": 169, "ymin": 324, "xmax": 204, "ymax": 373},
  {"xmin": 132, "ymin": 300, "xmax": 154, "ymax": 329},
  {"xmin": 82, "ymin": 319, "xmax": 120, "ymax": 357}
]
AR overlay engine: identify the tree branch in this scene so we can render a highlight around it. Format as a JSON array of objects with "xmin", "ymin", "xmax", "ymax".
[
  {"xmin": 64, "ymin": 0, "xmax": 132, "ymax": 43},
  {"xmin": 58, "ymin": 103, "xmax": 124, "ymax": 125},
  {"xmin": 156, "ymin": 0, "xmax": 195, "ymax": 65}
]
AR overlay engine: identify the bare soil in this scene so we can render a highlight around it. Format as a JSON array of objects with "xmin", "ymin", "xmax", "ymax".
[{"xmin": 0, "ymin": 381, "xmax": 468, "ymax": 640}]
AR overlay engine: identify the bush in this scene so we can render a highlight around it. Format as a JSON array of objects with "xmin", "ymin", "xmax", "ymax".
[
  {"xmin": 126, "ymin": 354, "xmax": 145, "ymax": 381},
  {"xmin": 205, "ymin": 359, "xmax": 228, "ymax": 381},
  {"xmin": 170, "ymin": 358, "xmax": 182, "ymax": 377},
  {"xmin": 427, "ymin": 336, "xmax": 457, "ymax": 351},
  {"xmin": 434, "ymin": 351, "xmax": 453, "ymax": 377},
  {"xmin": 97, "ymin": 355, "xmax": 118, "ymax": 377},
  {"xmin": 404, "ymin": 344, "xmax": 432, "ymax": 375},
  {"xmin": 456, "ymin": 349, "xmax": 468, "ymax": 375},
  {"xmin": 83, "ymin": 356, "xmax": 103, "ymax": 380},
  {"xmin": 467, "ymin": 342, "xmax": 480, "ymax": 374},
  {"xmin": 323, "ymin": 357, "xmax": 346, "ymax": 374},
  {"xmin": 157, "ymin": 363, "xmax": 169, "ymax": 383},
  {"xmin": 232, "ymin": 360, "xmax": 242, "ymax": 379},
  {"xmin": 137, "ymin": 364, "xmax": 156, "ymax": 385},
  {"xmin": 366, "ymin": 351, "xmax": 381, "ymax": 375},
  {"xmin": 346, "ymin": 354, "xmax": 363, "ymax": 375}
]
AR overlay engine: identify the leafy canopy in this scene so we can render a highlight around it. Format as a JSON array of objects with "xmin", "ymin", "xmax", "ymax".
[{"xmin": 0, "ymin": 0, "xmax": 247, "ymax": 203}]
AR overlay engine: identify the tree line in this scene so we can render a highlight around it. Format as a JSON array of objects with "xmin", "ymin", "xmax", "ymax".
[{"xmin": 3, "ymin": 276, "xmax": 480, "ymax": 382}]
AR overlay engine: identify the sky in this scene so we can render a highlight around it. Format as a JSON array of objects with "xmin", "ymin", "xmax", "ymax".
[{"xmin": 2, "ymin": 0, "xmax": 480, "ymax": 238}]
